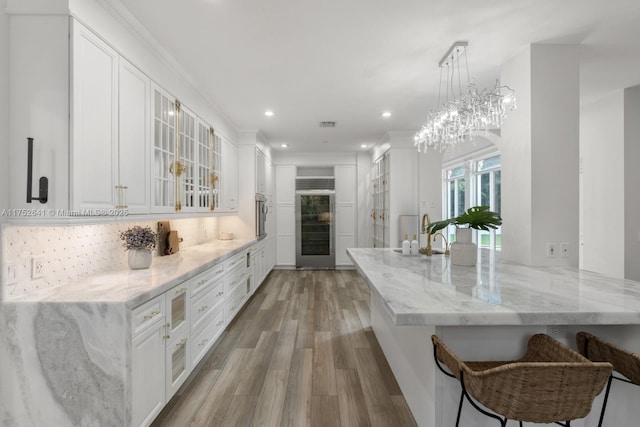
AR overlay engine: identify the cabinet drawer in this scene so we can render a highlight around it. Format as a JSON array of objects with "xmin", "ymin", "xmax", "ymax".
[
  {"xmin": 224, "ymin": 252, "xmax": 246, "ymax": 272},
  {"xmin": 225, "ymin": 267, "xmax": 246, "ymax": 295},
  {"xmin": 191, "ymin": 305, "xmax": 225, "ymax": 367},
  {"xmin": 132, "ymin": 294, "xmax": 165, "ymax": 337},
  {"xmin": 191, "ymin": 279, "xmax": 224, "ymax": 332},
  {"xmin": 191, "ymin": 263, "xmax": 225, "ymax": 297}
]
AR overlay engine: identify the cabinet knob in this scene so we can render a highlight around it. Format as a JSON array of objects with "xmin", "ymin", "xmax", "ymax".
[{"xmin": 217, "ymin": 291, "xmax": 224, "ymax": 296}]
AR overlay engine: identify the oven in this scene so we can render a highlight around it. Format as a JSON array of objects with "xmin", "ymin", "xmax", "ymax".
[{"xmin": 255, "ymin": 194, "xmax": 268, "ymax": 240}]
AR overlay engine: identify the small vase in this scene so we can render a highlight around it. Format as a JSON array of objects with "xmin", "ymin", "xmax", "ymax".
[
  {"xmin": 450, "ymin": 228, "xmax": 477, "ymax": 266},
  {"xmin": 128, "ymin": 249, "xmax": 152, "ymax": 270}
]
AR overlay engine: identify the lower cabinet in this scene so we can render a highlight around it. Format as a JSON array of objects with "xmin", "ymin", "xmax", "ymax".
[
  {"xmin": 132, "ymin": 301, "xmax": 166, "ymax": 427},
  {"xmin": 131, "ymin": 243, "xmax": 268, "ymax": 427}
]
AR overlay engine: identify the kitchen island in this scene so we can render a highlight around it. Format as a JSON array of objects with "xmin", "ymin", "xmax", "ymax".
[{"xmin": 347, "ymin": 248, "xmax": 640, "ymax": 427}]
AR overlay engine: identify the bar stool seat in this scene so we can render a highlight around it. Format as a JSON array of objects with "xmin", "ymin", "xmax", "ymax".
[
  {"xmin": 432, "ymin": 334, "xmax": 612, "ymax": 426},
  {"xmin": 576, "ymin": 331, "xmax": 640, "ymax": 426}
]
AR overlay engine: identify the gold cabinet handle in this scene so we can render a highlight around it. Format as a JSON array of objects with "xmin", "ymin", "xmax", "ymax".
[
  {"xmin": 176, "ymin": 287, "xmax": 187, "ymax": 295},
  {"xmin": 198, "ymin": 305, "xmax": 208, "ymax": 312},
  {"xmin": 216, "ymin": 291, "xmax": 224, "ymax": 297},
  {"xmin": 144, "ymin": 310, "xmax": 160, "ymax": 320},
  {"xmin": 176, "ymin": 338, "xmax": 187, "ymax": 347},
  {"xmin": 198, "ymin": 339, "xmax": 208, "ymax": 347},
  {"xmin": 163, "ymin": 334, "xmax": 170, "ymax": 340},
  {"xmin": 197, "ymin": 279, "xmax": 206, "ymax": 287},
  {"xmin": 216, "ymin": 320, "xmax": 224, "ymax": 326}
]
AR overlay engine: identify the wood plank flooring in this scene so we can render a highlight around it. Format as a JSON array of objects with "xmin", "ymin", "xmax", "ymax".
[{"xmin": 151, "ymin": 270, "xmax": 417, "ymax": 427}]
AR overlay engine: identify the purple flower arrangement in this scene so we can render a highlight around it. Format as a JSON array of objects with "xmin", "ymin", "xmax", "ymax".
[{"xmin": 119, "ymin": 226, "xmax": 157, "ymax": 251}]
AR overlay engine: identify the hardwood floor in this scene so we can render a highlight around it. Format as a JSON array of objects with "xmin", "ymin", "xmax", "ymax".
[{"xmin": 151, "ymin": 270, "xmax": 417, "ymax": 427}]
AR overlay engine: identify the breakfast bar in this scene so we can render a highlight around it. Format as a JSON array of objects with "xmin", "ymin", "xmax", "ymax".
[{"xmin": 347, "ymin": 248, "xmax": 640, "ymax": 427}]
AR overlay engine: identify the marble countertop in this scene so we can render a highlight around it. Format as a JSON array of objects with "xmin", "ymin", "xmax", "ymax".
[
  {"xmin": 347, "ymin": 248, "xmax": 640, "ymax": 326},
  {"xmin": 9, "ymin": 239, "xmax": 255, "ymax": 308}
]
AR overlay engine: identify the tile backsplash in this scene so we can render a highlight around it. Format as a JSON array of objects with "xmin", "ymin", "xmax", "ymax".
[{"xmin": 1, "ymin": 217, "xmax": 218, "ymax": 299}]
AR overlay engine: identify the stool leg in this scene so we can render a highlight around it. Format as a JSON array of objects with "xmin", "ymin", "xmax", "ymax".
[
  {"xmin": 455, "ymin": 388, "xmax": 464, "ymax": 427},
  {"xmin": 598, "ymin": 375, "xmax": 613, "ymax": 427}
]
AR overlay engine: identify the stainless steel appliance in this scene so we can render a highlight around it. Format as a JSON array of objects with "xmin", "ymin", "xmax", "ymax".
[
  {"xmin": 255, "ymin": 194, "xmax": 267, "ymax": 240},
  {"xmin": 296, "ymin": 189, "xmax": 335, "ymax": 269}
]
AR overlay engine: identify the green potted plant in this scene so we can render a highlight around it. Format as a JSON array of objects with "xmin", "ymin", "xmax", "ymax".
[
  {"xmin": 426, "ymin": 206, "xmax": 502, "ymax": 266},
  {"xmin": 120, "ymin": 225, "xmax": 158, "ymax": 269}
]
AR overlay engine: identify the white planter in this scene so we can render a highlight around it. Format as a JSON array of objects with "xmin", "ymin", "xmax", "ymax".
[
  {"xmin": 128, "ymin": 249, "xmax": 152, "ymax": 270},
  {"xmin": 450, "ymin": 228, "xmax": 477, "ymax": 266}
]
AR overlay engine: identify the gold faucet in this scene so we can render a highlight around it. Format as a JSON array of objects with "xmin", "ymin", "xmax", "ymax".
[
  {"xmin": 432, "ymin": 232, "xmax": 450, "ymax": 256},
  {"xmin": 420, "ymin": 213, "xmax": 433, "ymax": 255}
]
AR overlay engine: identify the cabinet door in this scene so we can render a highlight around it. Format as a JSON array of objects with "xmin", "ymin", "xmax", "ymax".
[
  {"xmin": 165, "ymin": 285, "xmax": 190, "ymax": 342},
  {"xmin": 177, "ymin": 105, "xmax": 197, "ymax": 212},
  {"xmin": 256, "ymin": 149, "xmax": 265, "ymax": 195},
  {"xmin": 132, "ymin": 322, "xmax": 165, "ymax": 427},
  {"xmin": 70, "ymin": 21, "xmax": 118, "ymax": 211},
  {"xmin": 220, "ymin": 138, "xmax": 238, "ymax": 212},
  {"xmin": 196, "ymin": 120, "xmax": 216, "ymax": 213},
  {"xmin": 151, "ymin": 85, "xmax": 177, "ymax": 213},
  {"xmin": 165, "ymin": 333, "xmax": 190, "ymax": 400},
  {"xmin": 118, "ymin": 59, "xmax": 150, "ymax": 214},
  {"xmin": 275, "ymin": 166, "xmax": 296, "ymax": 205},
  {"xmin": 335, "ymin": 165, "xmax": 356, "ymax": 204}
]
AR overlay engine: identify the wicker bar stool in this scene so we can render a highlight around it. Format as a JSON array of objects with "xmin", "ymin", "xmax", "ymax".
[
  {"xmin": 576, "ymin": 331, "xmax": 640, "ymax": 427},
  {"xmin": 432, "ymin": 334, "xmax": 612, "ymax": 426}
]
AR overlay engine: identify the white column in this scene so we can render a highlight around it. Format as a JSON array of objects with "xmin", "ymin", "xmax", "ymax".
[{"xmin": 500, "ymin": 44, "xmax": 580, "ymax": 266}]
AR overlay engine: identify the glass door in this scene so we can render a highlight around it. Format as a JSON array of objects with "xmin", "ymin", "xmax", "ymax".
[{"xmin": 296, "ymin": 192, "xmax": 335, "ymax": 268}]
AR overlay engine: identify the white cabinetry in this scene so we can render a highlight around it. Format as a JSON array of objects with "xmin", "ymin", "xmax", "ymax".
[
  {"xmin": 335, "ymin": 165, "xmax": 357, "ymax": 266},
  {"xmin": 275, "ymin": 165, "xmax": 297, "ymax": 266},
  {"xmin": 220, "ymin": 138, "xmax": 239, "ymax": 212},
  {"xmin": 132, "ymin": 295, "xmax": 166, "ymax": 427},
  {"xmin": 118, "ymin": 59, "xmax": 151, "ymax": 213},
  {"xmin": 71, "ymin": 20, "xmax": 150, "ymax": 213},
  {"xmin": 70, "ymin": 21, "xmax": 118, "ymax": 211},
  {"xmin": 256, "ymin": 149, "xmax": 266, "ymax": 195}
]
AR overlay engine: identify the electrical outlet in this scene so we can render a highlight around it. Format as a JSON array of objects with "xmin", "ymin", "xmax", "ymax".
[
  {"xmin": 546, "ymin": 243, "xmax": 557, "ymax": 258},
  {"xmin": 31, "ymin": 256, "xmax": 45, "ymax": 279},
  {"xmin": 560, "ymin": 243, "xmax": 569, "ymax": 258}
]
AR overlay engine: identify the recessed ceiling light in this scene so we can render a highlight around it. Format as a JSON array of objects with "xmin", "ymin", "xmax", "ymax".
[
  {"xmin": 360, "ymin": 144, "xmax": 367, "ymax": 148},
  {"xmin": 265, "ymin": 110, "xmax": 274, "ymax": 117},
  {"xmin": 381, "ymin": 111, "xmax": 392, "ymax": 118},
  {"xmin": 280, "ymin": 143, "xmax": 288, "ymax": 148}
]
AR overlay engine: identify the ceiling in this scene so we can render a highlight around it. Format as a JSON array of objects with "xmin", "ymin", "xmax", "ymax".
[{"xmin": 115, "ymin": 0, "xmax": 640, "ymax": 152}]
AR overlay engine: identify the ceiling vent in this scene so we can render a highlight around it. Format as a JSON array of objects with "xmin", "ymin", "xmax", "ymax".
[{"xmin": 319, "ymin": 121, "xmax": 336, "ymax": 128}]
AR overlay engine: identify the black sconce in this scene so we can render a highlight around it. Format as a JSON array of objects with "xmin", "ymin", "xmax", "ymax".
[{"xmin": 26, "ymin": 137, "xmax": 48, "ymax": 204}]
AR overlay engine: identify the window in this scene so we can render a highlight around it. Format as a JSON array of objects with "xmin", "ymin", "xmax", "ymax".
[
  {"xmin": 473, "ymin": 155, "xmax": 501, "ymax": 250},
  {"xmin": 442, "ymin": 151, "xmax": 501, "ymax": 251}
]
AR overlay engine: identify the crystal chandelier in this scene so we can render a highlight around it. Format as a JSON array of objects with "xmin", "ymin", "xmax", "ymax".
[{"xmin": 414, "ymin": 42, "xmax": 516, "ymax": 153}]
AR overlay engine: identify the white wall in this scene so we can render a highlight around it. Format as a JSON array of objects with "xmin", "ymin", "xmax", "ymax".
[
  {"xmin": 580, "ymin": 92, "xmax": 625, "ymax": 277},
  {"xmin": 0, "ymin": 0, "xmax": 9, "ymax": 216},
  {"xmin": 501, "ymin": 44, "xmax": 580, "ymax": 267},
  {"xmin": 624, "ymin": 85, "xmax": 640, "ymax": 280}
]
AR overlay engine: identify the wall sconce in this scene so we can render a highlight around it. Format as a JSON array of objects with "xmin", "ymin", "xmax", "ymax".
[{"xmin": 26, "ymin": 137, "xmax": 49, "ymax": 204}]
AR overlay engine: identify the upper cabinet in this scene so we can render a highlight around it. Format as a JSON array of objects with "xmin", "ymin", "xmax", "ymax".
[
  {"xmin": 10, "ymin": 17, "xmax": 238, "ymax": 218},
  {"xmin": 151, "ymin": 85, "xmax": 177, "ymax": 213},
  {"xmin": 219, "ymin": 138, "xmax": 238, "ymax": 213},
  {"xmin": 118, "ymin": 59, "xmax": 151, "ymax": 214},
  {"xmin": 71, "ymin": 21, "xmax": 151, "ymax": 214},
  {"xmin": 256, "ymin": 149, "xmax": 266, "ymax": 195}
]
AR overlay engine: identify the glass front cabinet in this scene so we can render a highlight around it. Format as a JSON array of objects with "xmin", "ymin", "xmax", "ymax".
[
  {"xmin": 152, "ymin": 84, "xmax": 222, "ymax": 213},
  {"xmin": 164, "ymin": 285, "xmax": 190, "ymax": 399},
  {"xmin": 371, "ymin": 152, "xmax": 390, "ymax": 248}
]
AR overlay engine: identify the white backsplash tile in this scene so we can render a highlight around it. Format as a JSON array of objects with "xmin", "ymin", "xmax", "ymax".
[{"xmin": 1, "ymin": 217, "xmax": 219, "ymax": 299}]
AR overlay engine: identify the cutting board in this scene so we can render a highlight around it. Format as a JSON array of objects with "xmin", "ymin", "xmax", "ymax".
[
  {"xmin": 166, "ymin": 230, "xmax": 180, "ymax": 255},
  {"xmin": 157, "ymin": 221, "xmax": 171, "ymax": 255}
]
